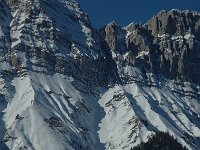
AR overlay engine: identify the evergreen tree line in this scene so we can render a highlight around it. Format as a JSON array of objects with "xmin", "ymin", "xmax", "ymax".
[{"xmin": 131, "ymin": 132, "xmax": 188, "ymax": 150}]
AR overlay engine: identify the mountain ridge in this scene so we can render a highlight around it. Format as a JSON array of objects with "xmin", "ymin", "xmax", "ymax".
[{"xmin": 0, "ymin": 0, "xmax": 200, "ymax": 150}]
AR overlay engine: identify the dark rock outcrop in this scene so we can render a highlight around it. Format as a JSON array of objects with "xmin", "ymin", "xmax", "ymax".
[
  {"xmin": 1, "ymin": 1, "xmax": 200, "ymax": 86},
  {"xmin": 100, "ymin": 10, "xmax": 200, "ymax": 83},
  {"xmin": 147, "ymin": 10, "xmax": 200, "ymax": 39}
]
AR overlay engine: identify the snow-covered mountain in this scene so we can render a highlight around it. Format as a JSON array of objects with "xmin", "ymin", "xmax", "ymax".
[{"xmin": 0, "ymin": 0, "xmax": 200, "ymax": 149}]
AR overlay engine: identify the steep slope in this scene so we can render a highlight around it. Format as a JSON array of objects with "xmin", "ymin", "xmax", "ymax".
[
  {"xmin": 99, "ymin": 9, "xmax": 200, "ymax": 150},
  {"xmin": 98, "ymin": 69, "xmax": 200, "ymax": 150},
  {"xmin": 0, "ymin": 0, "xmax": 200, "ymax": 150},
  {"xmin": 100, "ymin": 10, "xmax": 200, "ymax": 83},
  {"xmin": 0, "ymin": 0, "xmax": 109, "ymax": 149},
  {"xmin": 4, "ymin": 72, "xmax": 105, "ymax": 150}
]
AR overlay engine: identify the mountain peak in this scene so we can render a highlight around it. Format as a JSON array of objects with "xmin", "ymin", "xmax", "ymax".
[
  {"xmin": 147, "ymin": 9, "xmax": 200, "ymax": 38},
  {"xmin": 0, "ymin": 1, "xmax": 200, "ymax": 150}
]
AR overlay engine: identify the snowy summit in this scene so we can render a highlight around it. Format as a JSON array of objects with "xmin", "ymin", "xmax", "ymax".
[{"xmin": 0, "ymin": 0, "xmax": 199, "ymax": 150}]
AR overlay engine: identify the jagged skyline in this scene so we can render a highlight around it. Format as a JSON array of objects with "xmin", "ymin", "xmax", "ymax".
[
  {"xmin": 1, "ymin": 1, "xmax": 200, "ymax": 149},
  {"xmin": 76, "ymin": 0, "xmax": 200, "ymax": 28}
]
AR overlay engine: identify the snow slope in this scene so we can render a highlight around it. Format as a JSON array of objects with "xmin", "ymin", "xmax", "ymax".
[
  {"xmin": 2, "ymin": 68, "xmax": 200, "ymax": 150},
  {"xmin": 99, "ymin": 71, "xmax": 200, "ymax": 150},
  {"xmin": 3, "ymin": 72, "xmax": 103, "ymax": 150},
  {"xmin": 0, "ymin": 0, "xmax": 200, "ymax": 150}
]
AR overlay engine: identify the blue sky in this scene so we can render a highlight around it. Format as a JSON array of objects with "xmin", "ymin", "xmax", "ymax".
[{"xmin": 76, "ymin": 0, "xmax": 200, "ymax": 28}]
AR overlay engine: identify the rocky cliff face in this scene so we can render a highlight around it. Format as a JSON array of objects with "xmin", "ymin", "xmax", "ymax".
[
  {"xmin": 3, "ymin": 0, "xmax": 118, "ymax": 89},
  {"xmin": 147, "ymin": 10, "xmax": 200, "ymax": 39},
  {"xmin": 4, "ymin": 1, "xmax": 200, "ymax": 88},
  {"xmin": 0, "ymin": 0, "xmax": 200, "ymax": 150},
  {"xmin": 100, "ymin": 9, "xmax": 200, "ymax": 83}
]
